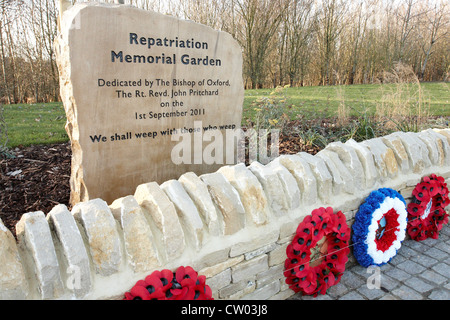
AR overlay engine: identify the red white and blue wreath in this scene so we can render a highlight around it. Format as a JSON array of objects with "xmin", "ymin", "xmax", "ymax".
[
  {"xmin": 284, "ymin": 207, "xmax": 350, "ymax": 297},
  {"xmin": 352, "ymin": 188, "xmax": 408, "ymax": 267},
  {"xmin": 407, "ymin": 174, "xmax": 449, "ymax": 241}
]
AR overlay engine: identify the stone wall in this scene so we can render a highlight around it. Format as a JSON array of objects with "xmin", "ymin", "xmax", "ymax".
[{"xmin": 1, "ymin": 129, "xmax": 450, "ymax": 300}]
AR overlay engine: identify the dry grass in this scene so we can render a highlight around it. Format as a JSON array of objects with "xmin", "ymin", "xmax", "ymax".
[{"xmin": 375, "ymin": 63, "xmax": 431, "ymax": 132}]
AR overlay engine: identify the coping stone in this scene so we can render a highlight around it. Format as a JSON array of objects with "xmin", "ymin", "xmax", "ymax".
[
  {"xmin": 381, "ymin": 133, "xmax": 411, "ymax": 173},
  {"xmin": 316, "ymin": 148, "xmax": 355, "ymax": 195},
  {"xmin": 325, "ymin": 141, "xmax": 365, "ymax": 191},
  {"xmin": 266, "ymin": 159, "xmax": 301, "ymax": 210},
  {"xmin": 178, "ymin": 172, "xmax": 223, "ymax": 236},
  {"xmin": 248, "ymin": 161, "xmax": 290, "ymax": 215},
  {"xmin": 161, "ymin": 179, "xmax": 205, "ymax": 250},
  {"xmin": 16, "ymin": 211, "xmax": 64, "ymax": 299},
  {"xmin": 315, "ymin": 150, "xmax": 345, "ymax": 195},
  {"xmin": 47, "ymin": 204, "xmax": 92, "ymax": 298},
  {"xmin": 418, "ymin": 129, "xmax": 450, "ymax": 167},
  {"xmin": 297, "ymin": 152, "xmax": 333, "ymax": 203},
  {"xmin": 390, "ymin": 131, "xmax": 432, "ymax": 174},
  {"xmin": 110, "ymin": 196, "xmax": 162, "ymax": 273},
  {"xmin": 72, "ymin": 199, "xmax": 123, "ymax": 276},
  {"xmin": 218, "ymin": 163, "xmax": 270, "ymax": 226},
  {"xmin": 360, "ymin": 137, "xmax": 399, "ymax": 180},
  {"xmin": 344, "ymin": 139, "xmax": 378, "ymax": 188},
  {"xmin": 200, "ymin": 172, "xmax": 246, "ymax": 235},
  {"xmin": 134, "ymin": 182, "xmax": 185, "ymax": 261},
  {"xmin": 275, "ymin": 155, "xmax": 317, "ymax": 205},
  {"xmin": 0, "ymin": 218, "xmax": 28, "ymax": 300}
]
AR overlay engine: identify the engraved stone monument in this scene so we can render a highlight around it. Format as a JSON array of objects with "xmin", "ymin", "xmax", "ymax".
[{"xmin": 56, "ymin": 2, "xmax": 244, "ymax": 204}]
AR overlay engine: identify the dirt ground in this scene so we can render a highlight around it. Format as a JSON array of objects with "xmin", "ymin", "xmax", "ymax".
[{"xmin": 0, "ymin": 142, "xmax": 71, "ymax": 236}]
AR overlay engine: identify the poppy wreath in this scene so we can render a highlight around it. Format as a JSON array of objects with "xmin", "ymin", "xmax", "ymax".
[
  {"xmin": 352, "ymin": 188, "xmax": 407, "ymax": 267},
  {"xmin": 407, "ymin": 174, "xmax": 449, "ymax": 241},
  {"xmin": 284, "ymin": 207, "xmax": 350, "ymax": 297},
  {"xmin": 123, "ymin": 266, "xmax": 213, "ymax": 300}
]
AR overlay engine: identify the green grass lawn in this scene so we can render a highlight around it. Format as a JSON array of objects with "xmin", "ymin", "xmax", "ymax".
[
  {"xmin": 244, "ymin": 82, "xmax": 450, "ymax": 121},
  {"xmin": 1, "ymin": 102, "xmax": 68, "ymax": 148},
  {"xmin": 1, "ymin": 82, "xmax": 448, "ymax": 149}
]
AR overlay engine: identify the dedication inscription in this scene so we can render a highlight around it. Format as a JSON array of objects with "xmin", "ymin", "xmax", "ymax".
[{"xmin": 56, "ymin": 3, "xmax": 244, "ymax": 204}]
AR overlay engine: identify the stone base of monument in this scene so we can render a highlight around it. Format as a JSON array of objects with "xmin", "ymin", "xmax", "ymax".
[{"xmin": 0, "ymin": 129, "xmax": 449, "ymax": 300}]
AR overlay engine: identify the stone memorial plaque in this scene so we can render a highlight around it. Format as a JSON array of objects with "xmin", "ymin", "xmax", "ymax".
[{"xmin": 56, "ymin": 3, "xmax": 244, "ymax": 205}]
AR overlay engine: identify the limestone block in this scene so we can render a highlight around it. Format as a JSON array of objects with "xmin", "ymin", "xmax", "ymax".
[
  {"xmin": 270, "ymin": 289, "xmax": 295, "ymax": 300},
  {"xmin": 416, "ymin": 131, "xmax": 438, "ymax": 165},
  {"xmin": 343, "ymin": 139, "xmax": 378, "ymax": 188},
  {"xmin": 161, "ymin": 179, "xmax": 205, "ymax": 250},
  {"xmin": 0, "ymin": 218, "xmax": 28, "ymax": 300},
  {"xmin": 72, "ymin": 199, "xmax": 123, "ymax": 276},
  {"xmin": 390, "ymin": 132, "xmax": 432, "ymax": 174},
  {"xmin": 434, "ymin": 129, "xmax": 450, "ymax": 146},
  {"xmin": 256, "ymin": 264, "xmax": 284, "ymax": 288},
  {"xmin": 249, "ymin": 161, "xmax": 289, "ymax": 215},
  {"xmin": 296, "ymin": 152, "xmax": 333, "ymax": 203},
  {"xmin": 360, "ymin": 137, "xmax": 399, "ymax": 180},
  {"xmin": 200, "ymin": 172, "xmax": 246, "ymax": 235},
  {"xmin": 382, "ymin": 133, "xmax": 411, "ymax": 173},
  {"xmin": 199, "ymin": 255, "xmax": 244, "ymax": 278},
  {"xmin": 16, "ymin": 211, "xmax": 64, "ymax": 300},
  {"xmin": 241, "ymin": 280, "xmax": 280, "ymax": 300},
  {"xmin": 206, "ymin": 268, "xmax": 232, "ymax": 293},
  {"xmin": 418, "ymin": 129, "xmax": 450, "ymax": 167},
  {"xmin": 315, "ymin": 151, "xmax": 344, "ymax": 195},
  {"xmin": 230, "ymin": 229, "xmax": 279, "ymax": 257},
  {"xmin": 134, "ymin": 182, "xmax": 185, "ymax": 261},
  {"xmin": 268, "ymin": 243, "xmax": 289, "ymax": 267},
  {"xmin": 193, "ymin": 247, "xmax": 230, "ymax": 272},
  {"xmin": 432, "ymin": 130, "xmax": 450, "ymax": 166},
  {"xmin": 275, "ymin": 155, "xmax": 317, "ymax": 205},
  {"xmin": 220, "ymin": 279, "xmax": 256, "ymax": 299},
  {"xmin": 266, "ymin": 160, "xmax": 300, "ymax": 210},
  {"xmin": 218, "ymin": 163, "xmax": 270, "ymax": 226},
  {"xmin": 316, "ymin": 149, "xmax": 355, "ymax": 194},
  {"xmin": 325, "ymin": 141, "xmax": 365, "ymax": 191},
  {"xmin": 178, "ymin": 172, "xmax": 222, "ymax": 236},
  {"xmin": 231, "ymin": 254, "xmax": 268, "ymax": 283},
  {"xmin": 47, "ymin": 204, "xmax": 91, "ymax": 298},
  {"xmin": 109, "ymin": 196, "xmax": 162, "ymax": 273},
  {"xmin": 244, "ymin": 243, "xmax": 278, "ymax": 261}
]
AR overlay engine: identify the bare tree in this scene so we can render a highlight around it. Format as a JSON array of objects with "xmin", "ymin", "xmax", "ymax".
[
  {"xmin": 314, "ymin": 0, "xmax": 348, "ymax": 85},
  {"xmin": 418, "ymin": 1, "xmax": 448, "ymax": 80},
  {"xmin": 280, "ymin": 0, "xmax": 315, "ymax": 87},
  {"xmin": 234, "ymin": 0, "xmax": 288, "ymax": 89}
]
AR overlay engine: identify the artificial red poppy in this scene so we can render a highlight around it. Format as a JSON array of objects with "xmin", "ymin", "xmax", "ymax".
[
  {"xmin": 175, "ymin": 266, "xmax": 198, "ymax": 287},
  {"xmin": 191, "ymin": 275, "xmax": 213, "ymax": 300},
  {"xmin": 123, "ymin": 266, "xmax": 213, "ymax": 300}
]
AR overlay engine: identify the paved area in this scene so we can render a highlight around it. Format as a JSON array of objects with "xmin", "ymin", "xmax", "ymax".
[{"xmin": 289, "ymin": 224, "xmax": 450, "ymax": 300}]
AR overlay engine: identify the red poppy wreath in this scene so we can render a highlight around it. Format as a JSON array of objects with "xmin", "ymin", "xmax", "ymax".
[
  {"xmin": 123, "ymin": 266, "xmax": 213, "ymax": 300},
  {"xmin": 284, "ymin": 207, "xmax": 350, "ymax": 297},
  {"xmin": 407, "ymin": 174, "xmax": 449, "ymax": 241}
]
